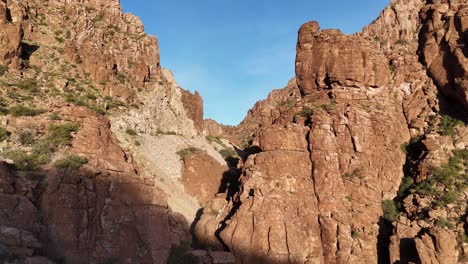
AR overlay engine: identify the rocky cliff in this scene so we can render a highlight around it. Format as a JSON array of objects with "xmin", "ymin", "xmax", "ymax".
[
  {"xmin": 0, "ymin": 0, "xmax": 467, "ymax": 263},
  {"xmin": 195, "ymin": 0, "xmax": 467, "ymax": 263},
  {"xmin": 0, "ymin": 0, "xmax": 211, "ymax": 263}
]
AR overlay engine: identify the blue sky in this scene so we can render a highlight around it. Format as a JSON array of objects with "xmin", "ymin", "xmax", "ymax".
[{"xmin": 121, "ymin": 0, "xmax": 390, "ymax": 125}]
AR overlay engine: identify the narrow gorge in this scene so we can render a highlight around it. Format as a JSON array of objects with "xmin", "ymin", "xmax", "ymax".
[{"xmin": 0, "ymin": 0, "xmax": 466, "ymax": 264}]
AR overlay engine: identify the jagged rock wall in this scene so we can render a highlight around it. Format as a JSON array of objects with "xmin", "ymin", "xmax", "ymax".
[{"xmin": 195, "ymin": 0, "xmax": 467, "ymax": 263}]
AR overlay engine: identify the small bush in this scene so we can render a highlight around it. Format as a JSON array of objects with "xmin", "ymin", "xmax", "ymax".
[
  {"xmin": 31, "ymin": 141, "xmax": 54, "ymax": 164},
  {"xmin": 9, "ymin": 105, "xmax": 44, "ymax": 117},
  {"xmin": 53, "ymin": 155, "xmax": 88, "ymax": 169},
  {"xmin": 441, "ymin": 190, "xmax": 458, "ymax": 205},
  {"xmin": 49, "ymin": 112, "xmax": 61, "ymax": 120},
  {"xmin": 4, "ymin": 150, "xmax": 40, "ymax": 171},
  {"xmin": 397, "ymin": 176, "xmax": 413, "ymax": 197},
  {"xmin": 351, "ymin": 230, "xmax": 359, "ymax": 239},
  {"xmin": 206, "ymin": 135, "xmax": 223, "ymax": 145},
  {"xmin": 176, "ymin": 147, "xmax": 200, "ymax": 160},
  {"xmin": 0, "ymin": 127, "xmax": 10, "ymax": 142},
  {"xmin": 296, "ymin": 107, "xmax": 314, "ymax": 117},
  {"xmin": 440, "ymin": 115, "xmax": 464, "ymax": 137},
  {"xmin": 167, "ymin": 241, "xmax": 199, "ymax": 264},
  {"xmin": 0, "ymin": 65, "xmax": 8, "ymax": 76},
  {"xmin": 47, "ymin": 123, "xmax": 80, "ymax": 147},
  {"xmin": 395, "ymin": 39, "xmax": 408, "ymax": 45},
  {"xmin": 13, "ymin": 79, "xmax": 38, "ymax": 92},
  {"xmin": 435, "ymin": 218, "xmax": 455, "ymax": 229},
  {"xmin": 414, "ymin": 181, "xmax": 436, "ymax": 196},
  {"xmin": 18, "ymin": 131, "xmax": 35, "ymax": 145},
  {"xmin": 134, "ymin": 140, "xmax": 141, "ymax": 146},
  {"xmin": 382, "ymin": 199, "xmax": 398, "ymax": 222},
  {"xmin": 218, "ymin": 148, "xmax": 237, "ymax": 159},
  {"xmin": 125, "ymin": 128, "xmax": 137, "ymax": 136}
]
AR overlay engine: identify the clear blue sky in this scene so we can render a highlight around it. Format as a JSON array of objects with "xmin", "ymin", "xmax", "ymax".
[{"xmin": 121, "ymin": 0, "xmax": 390, "ymax": 125}]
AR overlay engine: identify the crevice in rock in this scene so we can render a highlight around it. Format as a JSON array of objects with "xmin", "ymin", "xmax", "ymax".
[{"xmin": 376, "ymin": 217, "xmax": 392, "ymax": 264}]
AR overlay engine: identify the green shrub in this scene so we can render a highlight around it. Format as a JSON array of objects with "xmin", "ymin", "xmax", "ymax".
[
  {"xmin": 396, "ymin": 39, "xmax": 408, "ymax": 45},
  {"xmin": 13, "ymin": 79, "xmax": 38, "ymax": 92},
  {"xmin": 0, "ymin": 127, "xmax": 10, "ymax": 142},
  {"xmin": 206, "ymin": 135, "xmax": 223, "ymax": 145},
  {"xmin": 49, "ymin": 112, "xmax": 61, "ymax": 120},
  {"xmin": 134, "ymin": 140, "xmax": 141, "ymax": 146},
  {"xmin": 351, "ymin": 230, "xmax": 359, "ymax": 239},
  {"xmin": 125, "ymin": 128, "xmax": 137, "ymax": 136},
  {"xmin": 414, "ymin": 180, "xmax": 436, "ymax": 196},
  {"xmin": 296, "ymin": 107, "xmax": 314, "ymax": 117},
  {"xmin": 441, "ymin": 190, "xmax": 458, "ymax": 205},
  {"xmin": 176, "ymin": 147, "xmax": 200, "ymax": 160},
  {"xmin": 167, "ymin": 241, "xmax": 199, "ymax": 264},
  {"xmin": 435, "ymin": 218, "xmax": 455, "ymax": 229},
  {"xmin": 0, "ymin": 65, "xmax": 8, "ymax": 76},
  {"xmin": 382, "ymin": 199, "xmax": 398, "ymax": 222},
  {"xmin": 218, "ymin": 148, "xmax": 236, "ymax": 159},
  {"xmin": 18, "ymin": 131, "xmax": 35, "ymax": 145},
  {"xmin": 53, "ymin": 155, "xmax": 88, "ymax": 169},
  {"xmin": 4, "ymin": 150, "xmax": 40, "ymax": 170},
  {"xmin": 31, "ymin": 141, "xmax": 54, "ymax": 164},
  {"xmin": 47, "ymin": 123, "xmax": 80, "ymax": 147},
  {"xmin": 440, "ymin": 115, "xmax": 464, "ymax": 137},
  {"xmin": 9, "ymin": 105, "xmax": 44, "ymax": 117},
  {"xmin": 397, "ymin": 176, "xmax": 414, "ymax": 197}
]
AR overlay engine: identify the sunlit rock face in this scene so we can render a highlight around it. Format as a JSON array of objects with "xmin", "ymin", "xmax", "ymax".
[{"xmin": 194, "ymin": 1, "xmax": 468, "ymax": 263}]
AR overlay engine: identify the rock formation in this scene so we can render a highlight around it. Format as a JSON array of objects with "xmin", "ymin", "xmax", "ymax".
[
  {"xmin": 0, "ymin": 0, "xmax": 466, "ymax": 263},
  {"xmin": 195, "ymin": 0, "xmax": 468, "ymax": 263}
]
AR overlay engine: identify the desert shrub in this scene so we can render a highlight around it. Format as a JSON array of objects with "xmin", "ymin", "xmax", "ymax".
[
  {"xmin": 440, "ymin": 115, "xmax": 464, "ymax": 137},
  {"xmin": 18, "ymin": 130, "xmax": 35, "ymax": 145},
  {"xmin": 0, "ymin": 127, "xmax": 10, "ymax": 142},
  {"xmin": 441, "ymin": 190, "xmax": 458, "ymax": 205},
  {"xmin": 4, "ymin": 150, "xmax": 40, "ymax": 170},
  {"xmin": 401, "ymin": 135, "xmax": 423, "ymax": 154},
  {"xmin": 176, "ymin": 147, "xmax": 200, "ymax": 160},
  {"xmin": 167, "ymin": 241, "xmax": 199, "ymax": 264},
  {"xmin": 105, "ymin": 97, "xmax": 126, "ymax": 110},
  {"xmin": 13, "ymin": 79, "xmax": 38, "ymax": 92},
  {"xmin": 49, "ymin": 112, "xmax": 61, "ymax": 120},
  {"xmin": 0, "ymin": 65, "xmax": 8, "ymax": 76},
  {"xmin": 31, "ymin": 141, "xmax": 54, "ymax": 164},
  {"xmin": 395, "ymin": 39, "xmax": 408, "ymax": 45},
  {"xmin": 296, "ymin": 107, "xmax": 314, "ymax": 117},
  {"xmin": 382, "ymin": 199, "xmax": 398, "ymax": 222},
  {"xmin": 9, "ymin": 105, "xmax": 44, "ymax": 117},
  {"xmin": 218, "ymin": 148, "xmax": 236, "ymax": 159},
  {"xmin": 414, "ymin": 180, "xmax": 438, "ymax": 196},
  {"xmin": 351, "ymin": 230, "xmax": 359, "ymax": 239},
  {"xmin": 125, "ymin": 128, "xmax": 137, "ymax": 136},
  {"xmin": 47, "ymin": 123, "xmax": 80, "ymax": 147},
  {"xmin": 53, "ymin": 155, "xmax": 88, "ymax": 169},
  {"xmin": 134, "ymin": 140, "xmax": 141, "ymax": 146},
  {"xmin": 435, "ymin": 218, "xmax": 455, "ymax": 229},
  {"xmin": 397, "ymin": 176, "xmax": 414, "ymax": 197},
  {"xmin": 206, "ymin": 135, "xmax": 223, "ymax": 145}
]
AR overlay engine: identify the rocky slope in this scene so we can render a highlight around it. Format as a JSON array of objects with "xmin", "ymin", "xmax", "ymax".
[
  {"xmin": 195, "ymin": 0, "xmax": 467, "ymax": 263},
  {"xmin": 0, "ymin": 0, "xmax": 226, "ymax": 263}
]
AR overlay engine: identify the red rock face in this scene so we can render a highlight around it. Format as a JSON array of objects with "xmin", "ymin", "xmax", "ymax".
[
  {"xmin": 41, "ymin": 169, "xmax": 189, "ymax": 264},
  {"xmin": 296, "ymin": 21, "xmax": 390, "ymax": 95},
  {"xmin": 195, "ymin": 2, "xmax": 467, "ymax": 262},
  {"xmin": 48, "ymin": 0, "xmax": 161, "ymax": 96},
  {"xmin": 181, "ymin": 89, "xmax": 204, "ymax": 134},
  {"xmin": 0, "ymin": 1, "xmax": 23, "ymax": 69},
  {"xmin": 419, "ymin": 1, "xmax": 468, "ymax": 110},
  {"xmin": 181, "ymin": 151, "xmax": 227, "ymax": 205}
]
